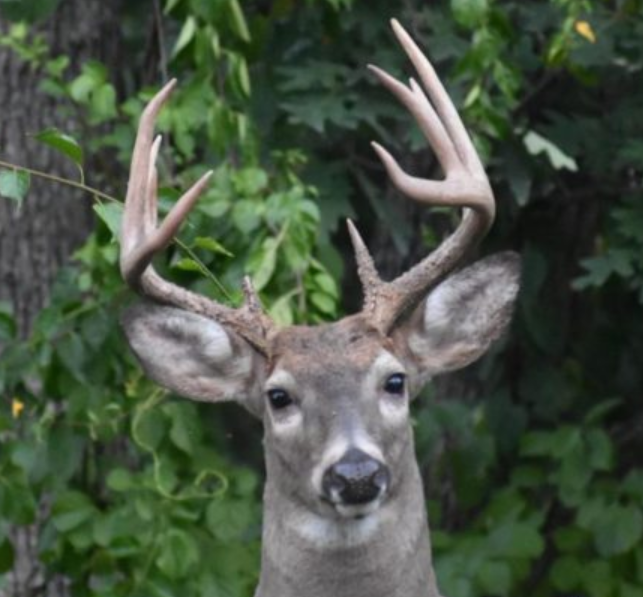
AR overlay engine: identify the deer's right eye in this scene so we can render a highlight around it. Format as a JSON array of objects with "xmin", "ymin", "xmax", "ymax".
[{"xmin": 267, "ymin": 388, "xmax": 294, "ymax": 410}]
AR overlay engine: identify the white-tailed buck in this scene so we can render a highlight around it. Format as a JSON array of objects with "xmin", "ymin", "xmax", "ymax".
[{"xmin": 120, "ymin": 19, "xmax": 519, "ymax": 597}]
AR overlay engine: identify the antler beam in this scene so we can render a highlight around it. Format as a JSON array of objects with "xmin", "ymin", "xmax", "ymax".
[
  {"xmin": 120, "ymin": 80, "xmax": 274, "ymax": 353},
  {"xmin": 350, "ymin": 19, "xmax": 496, "ymax": 333}
]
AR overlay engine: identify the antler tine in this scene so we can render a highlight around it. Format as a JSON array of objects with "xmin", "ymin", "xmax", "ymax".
[
  {"xmin": 390, "ymin": 19, "xmax": 487, "ymax": 179},
  {"xmin": 120, "ymin": 81, "xmax": 274, "ymax": 354},
  {"xmin": 346, "ymin": 219, "xmax": 382, "ymax": 301},
  {"xmin": 357, "ymin": 20, "xmax": 496, "ymax": 332}
]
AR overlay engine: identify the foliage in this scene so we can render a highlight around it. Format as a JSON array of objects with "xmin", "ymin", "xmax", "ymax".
[{"xmin": 1, "ymin": 0, "xmax": 643, "ymax": 596}]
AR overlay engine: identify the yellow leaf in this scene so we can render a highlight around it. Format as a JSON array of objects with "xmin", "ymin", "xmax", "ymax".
[
  {"xmin": 575, "ymin": 20, "xmax": 596, "ymax": 44},
  {"xmin": 12, "ymin": 398, "xmax": 25, "ymax": 419}
]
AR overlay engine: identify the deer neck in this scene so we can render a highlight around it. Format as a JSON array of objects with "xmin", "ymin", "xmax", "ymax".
[{"xmin": 255, "ymin": 447, "xmax": 441, "ymax": 597}]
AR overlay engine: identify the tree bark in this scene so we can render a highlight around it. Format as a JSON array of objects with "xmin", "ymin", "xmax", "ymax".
[
  {"xmin": 0, "ymin": 0, "xmax": 123, "ymax": 338},
  {"xmin": 0, "ymin": 1, "xmax": 123, "ymax": 595}
]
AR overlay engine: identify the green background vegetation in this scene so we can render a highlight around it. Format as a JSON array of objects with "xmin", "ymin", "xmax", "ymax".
[{"xmin": 1, "ymin": 0, "xmax": 643, "ymax": 596}]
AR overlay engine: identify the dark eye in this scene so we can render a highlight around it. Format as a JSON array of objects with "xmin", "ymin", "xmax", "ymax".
[
  {"xmin": 267, "ymin": 388, "xmax": 294, "ymax": 410},
  {"xmin": 384, "ymin": 373, "xmax": 406, "ymax": 395}
]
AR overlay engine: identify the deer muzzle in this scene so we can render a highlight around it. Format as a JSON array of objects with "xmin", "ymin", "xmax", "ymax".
[{"xmin": 321, "ymin": 448, "xmax": 390, "ymax": 515}]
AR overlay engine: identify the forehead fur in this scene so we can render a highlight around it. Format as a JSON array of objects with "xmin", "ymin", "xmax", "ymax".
[{"xmin": 269, "ymin": 315, "xmax": 390, "ymax": 374}]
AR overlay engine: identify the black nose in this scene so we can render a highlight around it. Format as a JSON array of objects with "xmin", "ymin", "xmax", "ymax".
[{"xmin": 322, "ymin": 448, "xmax": 390, "ymax": 505}]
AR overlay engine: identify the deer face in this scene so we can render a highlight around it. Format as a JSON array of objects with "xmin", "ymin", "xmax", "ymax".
[
  {"xmin": 123, "ymin": 253, "xmax": 519, "ymax": 521},
  {"xmin": 262, "ymin": 319, "xmax": 409, "ymax": 519}
]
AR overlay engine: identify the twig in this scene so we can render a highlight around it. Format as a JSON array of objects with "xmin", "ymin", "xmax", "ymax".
[{"xmin": 0, "ymin": 159, "xmax": 118, "ymax": 204}]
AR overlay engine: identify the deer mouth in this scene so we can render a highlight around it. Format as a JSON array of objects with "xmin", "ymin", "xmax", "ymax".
[{"xmin": 333, "ymin": 496, "xmax": 385, "ymax": 519}]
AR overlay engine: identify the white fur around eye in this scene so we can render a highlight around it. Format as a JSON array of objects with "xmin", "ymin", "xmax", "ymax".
[
  {"xmin": 379, "ymin": 390, "xmax": 409, "ymax": 422},
  {"xmin": 366, "ymin": 351, "xmax": 409, "ymax": 423},
  {"xmin": 265, "ymin": 369, "xmax": 302, "ymax": 434}
]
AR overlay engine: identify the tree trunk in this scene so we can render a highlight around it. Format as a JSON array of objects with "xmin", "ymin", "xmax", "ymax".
[
  {"xmin": 0, "ymin": 0, "xmax": 123, "ymax": 337},
  {"xmin": 0, "ymin": 1, "xmax": 123, "ymax": 594}
]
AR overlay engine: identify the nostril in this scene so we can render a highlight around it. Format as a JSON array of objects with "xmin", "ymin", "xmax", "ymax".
[
  {"xmin": 373, "ymin": 466, "xmax": 390, "ymax": 492},
  {"xmin": 321, "ymin": 449, "xmax": 390, "ymax": 506},
  {"xmin": 322, "ymin": 467, "xmax": 346, "ymax": 502}
]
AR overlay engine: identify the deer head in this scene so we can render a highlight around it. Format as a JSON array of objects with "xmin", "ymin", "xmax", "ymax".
[{"xmin": 120, "ymin": 20, "xmax": 519, "ymax": 597}]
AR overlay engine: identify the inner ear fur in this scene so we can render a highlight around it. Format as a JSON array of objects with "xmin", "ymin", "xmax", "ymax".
[
  {"xmin": 121, "ymin": 303, "xmax": 265, "ymax": 416},
  {"xmin": 395, "ymin": 252, "xmax": 521, "ymax": 380}
]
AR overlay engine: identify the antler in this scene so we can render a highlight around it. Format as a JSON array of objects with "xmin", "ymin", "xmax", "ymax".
[
  {"xmin": 120, "ymin": 79, "xmax": 274, "ymax": 354},
  {"xmin": 349, "ymin": 19, "xmax": 496, "ymax": 333}
]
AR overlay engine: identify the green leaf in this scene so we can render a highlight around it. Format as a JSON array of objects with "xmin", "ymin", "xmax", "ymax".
[
  {"xmin": 172, "ymin": 16, "xmax": 197, "ymax": 57},
  {"xmin": 156, "ymin": 529, "xmax": 199, "ymax": 579},
  {"xmin": 451, "ymin": 0, "xmax": 488, "ymax": 29},
  {"xmin": 233, "ymin": 167, "xmax": 269, "ymax": 196},
  {"xmin": 133, "ymin": 407, "xmax": 167, "ymax": 452},
  {"xmin": 164, "ymin": 0, "xmax": 181, "ymax": 13},
  {"xmin": 0, "ymin": 0, "xmax": 60, "ymax": 21},
  {"xmin": 581, "ymin": 561, "xmax": 613, "ymax": 597},
  {"xmin": 310, "ymin": 291, "xmax": 335, "ymax": 315},
  {"xmin": 106, "ymin": 468, "xmax": 133, "ymax": 492},
  {"xmin": 621, "ymin": 583, "xmax": 643, "ymax": 597},
  {"xmin": 68, "ymin": 62, "xmax": 108, "ymax": 103},
  {"xmin": 52, "ymin": 491, "xmax": 95, "ymax": 533},
  {"xmin": 56, "ymin": 332, "xmax": 87, "ymax": 381},
  {"xmin": 592, "ymin": 504, "xmax": 643, "ymax": 557},
  {"xmin": 33, "ymin": 128, "xmax": 84, "ymax": 167},
  {"xmin": 583, "ymin": 399, "xmax": 621, "ymax": 425},
  {"xmin": 0, "ymin": 483, "xmax": 36, "ymax": 525},
  {"xmin": 0, "ymin": 538, "xmax": 15, "ymax": 574},
  {"xmin": 230, "ymin": 53, "xmax": 251, "ymax": 97},
  {"xmin": 206, "ymin": 499, "xmax": 255, "ymax": 542},
  {"xmin": 93, "ymin": 202, "xmax": 123, "ymax": 239},
  {"xmin": 477, "ymin": 560, "xmax": 511, "ymax": 595},
  {"xmin": 45, "ymin": 55, "xmax": 69, "ymax": 78},
  {"xmin": 551, "ymin": 555, "xmax": 582, "ymax": 591},
  {"xmin": 231, "ymin": 199, "xmax": 262, "ymax": 234},
  {"xmin": 0, "ymin": 302, "xmax": 16, "ymax": 342},
  {"xmin": 165, "ymin": 403, "xmax": 201, "ymax": 455},
  {"xmin": 622, "ymin": 471, "xmax": 643, "ymax": 500},
  {"xmin": 91, "ymin": 84, "xmax": 117, "ymax": 121},
  {"xmin": 268, "ymin": 290, "xmax": 296, "ymax": 326},
  {"xmin": 249, "ymin": 237, "xmax": 278, "ymax": 291},
  {"xmin": 586, "ymin": 428, "xmax": 613, "ymax": 471},
  {"xmin": 0, "ymin": 169, "xmax": 30, "ymax": 205},
  {"xmin": 523, "ymin": 131, "xmax": 578, "ymax": 172},
  {"xmin": 194, "ymin": 236, "xmax": 233, "ymax": 257},
  {"xmin": 46, "ymin": 428, "xmax": 84, "ymax": 484},
  {"xmin": 554, "ymin": 526, "xmax": 587, "ymax": 553},
  {"xmin": 173, "ymin": 258, "xmax": 202, "ymax": 272},
  {"xmin": 488, "ymin": 521, "xmax": 544, "ymax": 559},
  {"xmin": 227, "ymin": 0, "xmax": 251, "ymax": 42}
]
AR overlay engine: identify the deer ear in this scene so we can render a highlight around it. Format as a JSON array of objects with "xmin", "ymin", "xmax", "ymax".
[
  {"xmin": 121, "ymin": 304, "xmax": 265, "ymax": 415},
  {"xmin": 399, "ymin": 252, "xmax": 520, "ymax": 378}
]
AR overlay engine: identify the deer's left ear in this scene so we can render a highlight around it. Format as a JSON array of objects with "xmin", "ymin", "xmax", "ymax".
[{"xmin": 396, "ymin": 252, "xmax": 520, "ymax": 381}]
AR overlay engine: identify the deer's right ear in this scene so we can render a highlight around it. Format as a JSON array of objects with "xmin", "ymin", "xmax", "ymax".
[{"xmin": 121, "ymin": 304, "xmax": 265, "ymax": 416}]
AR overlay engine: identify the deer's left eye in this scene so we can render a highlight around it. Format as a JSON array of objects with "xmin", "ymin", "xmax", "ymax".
[
  {"xmin": 267, "ymin": 388, "xmax": 294, "ymax": 410},
  {"xmin": 383, "ymin": 373, "xmax": 406, "ymax": 395}
]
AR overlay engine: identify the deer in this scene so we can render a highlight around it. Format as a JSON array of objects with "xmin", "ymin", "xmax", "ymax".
[{"xmin": 119, "ymin": 19, "xmax": 520, "ymax": 597}]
